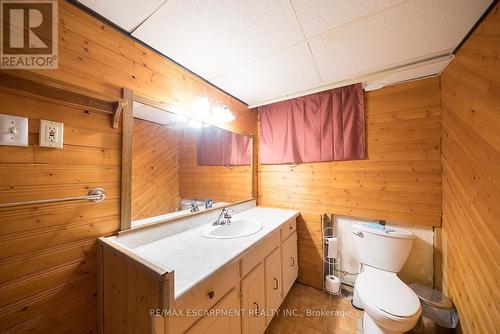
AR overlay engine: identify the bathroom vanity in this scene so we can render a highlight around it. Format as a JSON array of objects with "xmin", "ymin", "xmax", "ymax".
[{"xmin": 97, "ymin": 203, "xmax": 299, "ymax": 334}]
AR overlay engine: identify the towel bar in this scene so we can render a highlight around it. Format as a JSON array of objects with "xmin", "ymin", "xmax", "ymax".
[{"xmin": 0, "ymin": 188, "xmax": 106, "ymax": 208}]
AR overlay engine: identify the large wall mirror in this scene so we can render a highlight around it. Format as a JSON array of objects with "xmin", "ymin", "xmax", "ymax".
[{"xmin": 128, "ymin": 97, "xmax": 254, "ymax": 229}]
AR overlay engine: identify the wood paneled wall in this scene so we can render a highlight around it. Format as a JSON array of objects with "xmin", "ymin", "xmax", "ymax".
[
  {"xmin": 132, "ymin": 119, "xmax": 180, "ymax": 221},
  {"xmin": 179, "ymin": 130, "xmax": 253, "ymax": 203},
  {"xmin": 0, "ymin": 1, "xmax": 253, "ymax": 333},
  {"xmin": 440, "ymin": 3, "xmax": 500, "ymax": 333},
  {"xmin": 0, "ymin": 90, "xmax": 121, "ymax": 333},
  {"xmin": 258, "ymin": 77, "xmax": 442, "ymax": 288}
]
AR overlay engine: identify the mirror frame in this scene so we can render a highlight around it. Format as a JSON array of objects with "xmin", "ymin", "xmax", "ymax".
[{"xmin": 119, "ymin": 92, "xmax": 256, "ymax": 231}]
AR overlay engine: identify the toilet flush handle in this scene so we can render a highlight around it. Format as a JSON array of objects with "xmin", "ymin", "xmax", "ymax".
[{"xmin": 353, "ymin": 230, "xmax": 364, "ymax": 238}]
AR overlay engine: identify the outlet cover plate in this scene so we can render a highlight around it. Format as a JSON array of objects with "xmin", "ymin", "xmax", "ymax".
[
  {"xmin": 0, "ymin": 114, "xmax": 28, "ymax": 147},
  {"xmin": 39, "ymin": 119, "xmax": 64, "ymax": 148}
]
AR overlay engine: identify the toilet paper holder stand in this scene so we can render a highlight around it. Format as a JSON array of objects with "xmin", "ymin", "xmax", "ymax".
[{"xmin": 322, "ymin": 214, "xmax": 342, "ymax": 297}]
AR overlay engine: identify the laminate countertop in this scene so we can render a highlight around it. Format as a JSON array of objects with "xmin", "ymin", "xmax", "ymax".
[{"xmin": 130, "ymin": 206, "xmax": 299, "ymax": 298}]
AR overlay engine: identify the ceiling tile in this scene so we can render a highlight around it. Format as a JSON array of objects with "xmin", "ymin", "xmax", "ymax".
[
  {"xmin": 212, "ymin": 43, "xmax": 321, "ymax": 106},
  {"xmin": 292, "ymin": 0, "xmax": 405, "ymax": 38},
  {"xmin": 78, "ymin": 0, "xmax": 166, "ymax": 32},
  {"xmin": 309, "ymin": 0, "xmax": 491, "ymax": 83},
  {"xmin": 132, "ymin": 0, "xmax": 304, "ymax": 79}
]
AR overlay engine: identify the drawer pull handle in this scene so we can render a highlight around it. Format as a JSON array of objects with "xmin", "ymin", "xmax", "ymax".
[
  {"xmin": 290, "ymin": 257, "xmax": 295, "ymax": 267},
  {"xmin": 289, "ymin": 224, "xmax": 293, "ymax": 230},
  {"xmin": 273, "ymin": 278, "xmax": 279, "ymax": 290},
  {"xmin": 253, "ymin": 302, "xmax": 260, "ymax": 315},
  {"xmin": 208, "ymin": 291, "xmax": 215, "ymax": 299}
]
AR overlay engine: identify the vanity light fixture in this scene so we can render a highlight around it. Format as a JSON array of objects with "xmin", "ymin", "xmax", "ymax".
[
  {"xmin": 192, "ymin": 97, "xmax": 210, "ymax": 117},
  {"xmin": 211, "ymin": 105, "xmax": 235, "ymax": 124},
  {"xmin": 190, "ymin": 97, "xmax": 235, "ymax": 125}
]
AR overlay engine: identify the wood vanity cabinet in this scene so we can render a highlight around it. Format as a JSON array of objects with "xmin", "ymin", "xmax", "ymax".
[
  {"xmin": 99, "ymin": 216, "xmax": 298, "ymax": 334},
  {"xmin": 240, "ymin": 263, "xmax": 266, "ymax": 334},
  {"xmin": 282, "ymin": 231, "xmax": 298, "ymax": 297}
]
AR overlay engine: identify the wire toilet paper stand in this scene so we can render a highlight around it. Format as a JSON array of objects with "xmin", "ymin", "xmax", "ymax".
[{"xmin": 322, "ymin": 214, "xmax": 342, "ymax": 298}]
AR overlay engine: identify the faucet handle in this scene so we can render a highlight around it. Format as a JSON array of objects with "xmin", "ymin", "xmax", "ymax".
[
  {"xmin": 190, "ymin": 202, "xmax": 200, "ymax": 213},
  {"xmin": 223, "ymin": 207, "xmax": 233, "ymax": 218}
]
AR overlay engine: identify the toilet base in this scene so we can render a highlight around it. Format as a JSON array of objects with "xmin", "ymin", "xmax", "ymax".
[{"xmin": 363, "ymin": 313, "xmax": 403, "ymax": 334}]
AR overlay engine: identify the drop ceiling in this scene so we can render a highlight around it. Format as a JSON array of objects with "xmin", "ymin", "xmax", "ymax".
[{"xmin": 76, "ymin": 0, "xmax": 492, "ymax": 107}]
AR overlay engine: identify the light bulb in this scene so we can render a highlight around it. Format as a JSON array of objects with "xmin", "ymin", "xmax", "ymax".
[
  {"xmin": 211, "ymin": 105, "xmax": 235, "ymax": 124},
  {"xmin": 192, "ymin": 97, "xmax": 210, "ymax": 117}
]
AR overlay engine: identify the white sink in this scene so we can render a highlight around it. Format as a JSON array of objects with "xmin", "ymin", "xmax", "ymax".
[{"xmin": 201, "ymin": 219, "xmax": 263, "ymax": 239}]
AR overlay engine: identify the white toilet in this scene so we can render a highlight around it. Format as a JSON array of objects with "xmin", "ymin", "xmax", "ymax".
[{"xmin": 352, "ymin": 223, "xmax": 422, "ymax": 334}]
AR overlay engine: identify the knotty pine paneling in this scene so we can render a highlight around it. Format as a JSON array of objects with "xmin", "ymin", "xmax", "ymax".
[
  {"xmin": 179, "ymin": 129, "xmax": 253, "ymax": 203},
  {"xmin": 258, "ymin": 77, "xmax": 442, "ymax": 288},
  {"xmin": 132, "ymin": 119, "xmax": 181, "ymax": 220},
  {"xmin": 0, "ymin": 90, "xmax": 121, "ymax": 333},
  {"xmin": 440, "ymin": 3, "xmax": 500, "ymax": 333}
]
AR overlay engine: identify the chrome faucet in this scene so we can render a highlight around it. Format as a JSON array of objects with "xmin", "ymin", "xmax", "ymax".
[
  {"xmin": 190, "ymin": 202, "xmax": 200, "ymax": 213},
  {"xmin": 213, "ymin": 208, "xmax": 233, "ymax": 226}
]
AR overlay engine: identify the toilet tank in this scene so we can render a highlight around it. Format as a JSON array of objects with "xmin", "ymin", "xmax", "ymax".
[{"xmin": 352, "ymin": 223, "xmax": 414, "ymax": 272}]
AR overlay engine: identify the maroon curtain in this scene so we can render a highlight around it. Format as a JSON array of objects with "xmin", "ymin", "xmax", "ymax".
[
  {"xmin": 259, "ymin": 83, "xmax": 365, "ymax": 164},
  {"xmin": 227, "ymin": 132, "xmax": 251, "ymax": 165},
  {"xmin": 197, "ymin": 127, "xmax": 251, "ymax": 166}
]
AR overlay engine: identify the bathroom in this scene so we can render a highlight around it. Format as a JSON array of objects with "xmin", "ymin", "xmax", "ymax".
[{"xmin": 0, "ymin": 0, "xmax": 498, "ymax": 333}]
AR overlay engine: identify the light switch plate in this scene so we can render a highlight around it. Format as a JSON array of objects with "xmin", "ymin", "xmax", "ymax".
[
  {"xmin": 0, "ymin": 114, "xmax": 28, "ymax": 147},
  {"xmin": 39, "ymin": 119, "xmax": 64, "ymax": 148}
]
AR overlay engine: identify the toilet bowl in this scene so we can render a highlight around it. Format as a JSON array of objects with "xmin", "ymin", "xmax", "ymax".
[
  {"xmin": 356, "ymin": 266, "xmax": 421, "ymax": 334},
  {"xmin": 352, "ymin": 223, "xmax": 421, "ymax": 334}
]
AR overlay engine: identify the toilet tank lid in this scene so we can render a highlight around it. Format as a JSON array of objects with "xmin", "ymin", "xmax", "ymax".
[{"xmin": 353, "ymin": 223, "xmax": 414, "ymax": 239}]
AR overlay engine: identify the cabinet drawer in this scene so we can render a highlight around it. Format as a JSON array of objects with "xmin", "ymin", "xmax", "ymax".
[
  {"xmin": 281, "ymin": 217, "xmax": 296, "ymax": 241},
  {"xmin": 172, "ymin": 261, "xmax": 239, "ymax": 334},
  {"xmin": 186, "ymin": 288, "xmax": 241, "ymax": 334},
  {"xmin": 240, "ymin": 229, "xmax": 280, "ymax": 278}
]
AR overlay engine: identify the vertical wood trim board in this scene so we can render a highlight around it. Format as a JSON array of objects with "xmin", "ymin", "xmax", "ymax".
[
  {"xmin": 120, "ymin": 88, "xmax": 133, "ymax": 230},
  {"xmin": 440, "ymin": 3, "xmax": 500, "ymax": 333},
  {"xmin": 258, "ymin": 77, "xmax": 442, "ymax": 288}
]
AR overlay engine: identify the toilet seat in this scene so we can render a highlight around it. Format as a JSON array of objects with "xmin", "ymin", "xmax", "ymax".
[{"xmin": 356, "ymin": 266, "xmax": 421, "ymax": 332}]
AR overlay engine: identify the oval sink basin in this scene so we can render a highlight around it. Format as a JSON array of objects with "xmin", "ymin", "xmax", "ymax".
[{"xmin": 202, "ymin": 219, "xmax": 263, "ymax": 239}]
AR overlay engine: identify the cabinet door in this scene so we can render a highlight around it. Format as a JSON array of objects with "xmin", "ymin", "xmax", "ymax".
[
  {"xmin": 187, "ymin": 288, "xmax": 241, "ymax": 334},
  {"xmin": 240, "ymin": 263, "xmax": 266, "ymax": 334},
  {"xmin": 282, "ymin": 231, "xmax": 298, "ymax": 297},
  {"xmin": 264, "ymin": 247, "xmax": 282, "ymax": 324}
]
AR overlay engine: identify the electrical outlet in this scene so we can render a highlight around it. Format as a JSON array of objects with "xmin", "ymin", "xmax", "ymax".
[{"xmin": 39, "ymin": 120, "xmax": 64, "ymax": 148}]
